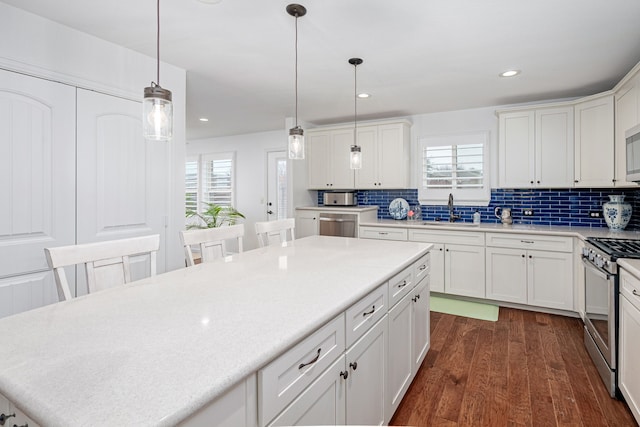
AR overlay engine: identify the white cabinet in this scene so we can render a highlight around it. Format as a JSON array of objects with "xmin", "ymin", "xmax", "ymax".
[
  {"xmin": 387, "ymin": 291, "xmax": 413, "ymax": 418},
  {"xmin": 355, "ymin": 122, "xmax": 411, "ymax": 189},
  {"xmin": 409, "ymin": 229, "xmax": 485, "ymax": 298},
  {"xmin": 345, "ymin": 316, "xmax": 387, "ymax": 426},
  {"xmin": 619, "ymin": 268, "xmax": 640, "ymax": 424},
  {"xmin": 498, "ymin": 106, "xmax": 574, "ymax": 188},
  {"xmin": 307, "ymin": 128, "xmax": 354, "ymax": 189},
  {"xmin": 295, "ymin": 211, "xmax": 319, "ymax": 238},
  {"xmin": 268, "ymin": 357, "xmax": 346, "ymax": 427},
  {"xmin": 359, "ymin": 226, "xmax": 408, "ymax": 241},
  {"xmin": 485, "ymin": 233, "xmax": 574, "ymax": 311},
  {"xmin": 574, "ymin": 95, "xmax": 615, "ymax": 187},
  {"xmin": 0, "ymin": 69, "xmax": 76, "ymax": 317},
  {"xmin": 615, "ymin": 72, "xmax": 640, "ymax": 187},
  {"xmin": 411, "ymin": 277, "xmax": 430, "ymax": 373}
]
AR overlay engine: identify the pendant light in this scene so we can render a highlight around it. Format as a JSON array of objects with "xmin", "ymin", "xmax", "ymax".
[
  {"xmin": 349, "ymin": 58, "xmax": 363, "ymax": 170},
  {"xmin": 143, "ymin": 0, "xmax": 173, "ymax": 141},
  {"xmin": 287, "ymin": 4, "xmax": 307, "ymax": 160}
]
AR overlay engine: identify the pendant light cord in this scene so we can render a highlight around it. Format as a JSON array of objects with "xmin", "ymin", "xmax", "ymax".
[
  {"xmin": 354, "ymin": 62, "xmax": 357, "ymax": 134},
  {"xmin": 294, "ymin": 13, "xmax": 299, "ymax": 127},
  {"xmin": 156, "ymin": 0, "xmax": 161, "ymax": 86}
]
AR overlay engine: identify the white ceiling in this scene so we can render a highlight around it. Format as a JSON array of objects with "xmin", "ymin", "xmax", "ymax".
[{"xmin": 4, "ymin": 0, "xmax": 640, "ymax": 141}]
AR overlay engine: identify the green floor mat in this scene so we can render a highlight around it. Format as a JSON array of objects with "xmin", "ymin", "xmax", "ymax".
[{"xmin": 431, "ymin": 296, "xmax": 499, "ymax": 322}]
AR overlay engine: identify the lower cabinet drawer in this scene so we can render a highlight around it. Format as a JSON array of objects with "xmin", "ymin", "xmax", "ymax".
[
  {"xmin": 414, "ymin": 253, "xmax": 429, "ymax": 283},
  {"xmin": 485, "ymin": 232, "xmax": 573, "ymax": 252},
  {"xmin": 359, "ymin": 226, "xmax": 408, "ymax": 241},
  {"xmin": 621, "ymin": 269, "xmax": 640, "ymax": 312},
  {"xmin": 345, "ymin": 283, "xmax": 388, "ymax": 347},
  {"xmin": 258, "ymin": 314, "xmax": 346, "ymax": 426},
  {"xmin": 389, "ymin": 265, "xmax": 414, "ymax": 308}
]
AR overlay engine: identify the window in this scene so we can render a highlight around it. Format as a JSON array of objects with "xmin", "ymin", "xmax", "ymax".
[
  {"xmin": 418, "ymin": 131, "xmax": 490, "ymax": 205},
  {"xmin": 185, "ymin": 152, "xmax": 236, "ymax": 214}
]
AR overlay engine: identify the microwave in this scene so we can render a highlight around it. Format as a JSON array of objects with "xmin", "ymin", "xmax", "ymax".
[{"xmin": 626, "ymin": 123, "xmax": 640, "ymax": 182}]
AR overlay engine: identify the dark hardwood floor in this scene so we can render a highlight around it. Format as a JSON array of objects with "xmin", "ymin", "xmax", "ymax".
[{"xmin": 390, "ymin": 307, "xmax": 637, "ymax": 427}]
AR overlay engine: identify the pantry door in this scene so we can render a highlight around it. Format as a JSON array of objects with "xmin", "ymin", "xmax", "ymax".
[
  {"xmin": 0, "ymin": 69, "xmax": 76, "ymax": 317},
  {"xmin": 76, "ymin": 89, "xmax": 168, "ymax": 296}
]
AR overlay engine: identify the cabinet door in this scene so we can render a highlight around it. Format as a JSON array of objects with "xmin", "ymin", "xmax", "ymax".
[
  {"xmin": 307, "ymin": 132, "xmax": 331, "ymax": 189},
  {"xmin": 377, "ymin": 123, "xmax": 408, "ymax": 188},
  {"xmin": 620, "ymin": 294, "xmax": 640, "ymax": 423},
  {"xmin": 354, "ymin": 125, "xmax": 378, "ymax": 189},
  {"xmin": 574, "ymin": 96, "xmax": 615, "ymax": 187},
  {"xmin": 295, "ymin": 211, "xmax": 318, "ymax": 238},
  {"xmin": 485, "ymin": 247, "xmax": 527, "ymax": 304},
  {"xmin": 498, "ymin": 111, "xmax": 535, "ymax": 188},
  {"xmin": 412, "ymin": 277, "xmax": 430, "ymax": 372},
  {"xmin": 0, "ymin": 69, "xmax": 75, "ymax": 315},
  {"xmin": 268, "ymin": 356, "xmax": 346, "ymax": 427},
  {"xmin": 386, "ymin": 292, "xmax": 413, "ymax": 418},
  {"xmin": 615, "ymin": 78, "xmax": 640, "ymax": 187},
  {"xmin": 527, "ymin": 250, "xmax": 574, "ymax": 310},
  {"xmin": 345, "ymin": 316, "xmax": 387, "ymax": 426},
  {"xmin": 330, "ymin": 129, "xmax": 355, "ymax": 189},
  {"xmin": 535, "ymin": 107, "xmax": 574, "ymax": 188},
  {"xmin": 445, "ymin": 244, "xmax": 485, "ymax": 298},
  {"xmin": 429, "ymin": 243, "xmax": 445, "ymax": 292},
  {"xmin": 76, "ymin": 89, "xmax": 168, "ymax": 296},
  {"xmin": 575, "ymin": 238, "xmax": 586, "ymax": 320}
]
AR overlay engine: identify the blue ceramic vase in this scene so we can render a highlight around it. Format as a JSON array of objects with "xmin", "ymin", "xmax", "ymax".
[{"xmin": 603, "ymin": 195, "xmax": 632, "ymax": 231}]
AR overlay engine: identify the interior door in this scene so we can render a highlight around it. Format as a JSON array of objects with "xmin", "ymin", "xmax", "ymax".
[
  {"xmin": 266, "ymin": 150, "xmax": 288, "ymax": 220},
  {"xmin": 0, "ymin": 69, "xmax": 75, "ymax": 317},
  {"xmin": 76, "ymin": 89, "xmax": 168, "ymax": 296}
]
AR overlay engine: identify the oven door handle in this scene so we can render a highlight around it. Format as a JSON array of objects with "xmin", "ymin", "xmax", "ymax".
[{"xmin": 581, "ymin": 257, "xmax": 612, "ymax": 281}]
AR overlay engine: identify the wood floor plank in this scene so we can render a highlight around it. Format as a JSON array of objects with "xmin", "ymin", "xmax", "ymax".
[{"xmin": 390, "ymin": 306, "xmax": 638, "ymax": 427}]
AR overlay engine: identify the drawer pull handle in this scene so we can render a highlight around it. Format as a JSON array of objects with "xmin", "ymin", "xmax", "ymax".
[
  {"xmin": 340, "ymin": 370, "xmax": 349, "ymax": 380},
  {"xmin": 633, "ymin": 289, "xmax": 640, "ymax": 297},
  {"xmin": 379, "ymin": 232, "xmax": 388, "ymax": 235},
  {"xmin": 363, "ymin": 306, "xmax": 375, "ymax": 317},
  {"xmin": 398, "ymin": 280, "xmax": 407, "ymax": 288},
  {"xmin": 521, "ymin": 240, "xmax": 534, "ymax": 244},
  {"xmin": 349, "ymin": 361, "xmax": 358, "ymax": 370},
  {"xmin": 419, "ymin": 265, "xmax": 427, "ymax": 271},
  {"xmin": 412, "ymin": 294, "xmax": 421, "ymax": 302},
  {"xmin": 298, "ymin": 348, "xmax": 321, "ymax": 370},
  {"xmin": 0, "ymin": 413, "xmax": 16, "ymax": 425}
]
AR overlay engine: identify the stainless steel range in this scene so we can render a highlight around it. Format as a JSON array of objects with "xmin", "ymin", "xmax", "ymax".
[{"xmin": 582, "ymin": 237, "xmax": 640, "ymax": 397}]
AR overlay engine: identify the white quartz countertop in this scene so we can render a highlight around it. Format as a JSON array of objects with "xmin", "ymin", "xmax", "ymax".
[
  {"xmin": 296, "ymin": 205, "xmax": 379, "ymax": 212},
  {"xmin": 360, "ymin": 219, "xmax": 640, "ymax": 240},
  {"xmin": 0, "ymin": 236, "xmax": 429, "ymax": 427}
]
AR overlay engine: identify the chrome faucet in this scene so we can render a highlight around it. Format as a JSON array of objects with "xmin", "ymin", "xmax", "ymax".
[{"xmin": 448, "ymin": 193, "xmax": 460, "ymax": 222}]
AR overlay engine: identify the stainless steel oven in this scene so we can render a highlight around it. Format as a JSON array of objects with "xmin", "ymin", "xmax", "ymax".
[{"xmin": 582, "ymin": 237, "xmax": 640, "ymax": 398}]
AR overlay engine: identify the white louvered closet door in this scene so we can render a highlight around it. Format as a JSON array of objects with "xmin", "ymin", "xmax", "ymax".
[
  {"xmin": 0, "ymin": 69, "xmax": 76, "ymax": 318},
  {"xmin": 76, "ymin": 89, "xmax": 168, "ymax": 297}
]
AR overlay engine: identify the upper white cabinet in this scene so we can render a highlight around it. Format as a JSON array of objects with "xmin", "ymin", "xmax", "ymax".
[
  {"xmin": 615, "ymin": 72, "xmax": 640, "ymax": 187},
  {"xmin": 498, "ymin": 106, "xmax": 574, "ymax": 188},
  {"xmin": 574, "ymin": 95, "xmax": 615, "ymax": 187},
  {"xmin": 355, "ymin": 121, "xmax": 411, "ymax": 189},
  {"xmin": 307, "ymin": 120, "xmax": 411, "ymax": 190},
  {"xmin": 307, "ymin": 128, "xmax": 355, "ymax": 189}
]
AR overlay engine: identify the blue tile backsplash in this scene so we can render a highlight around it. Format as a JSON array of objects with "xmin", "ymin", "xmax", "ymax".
[{"xmin": 317, "ymin": 188, "xmax": 640, "ymax": 230}]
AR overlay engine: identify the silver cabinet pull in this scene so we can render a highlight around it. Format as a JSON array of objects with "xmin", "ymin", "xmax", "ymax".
[
  {"xmin": 298, "ymin": 348, "xmax": 321, "ymax": 369},
  {"xmin": 363, "ymin": 306, "xmax": 375, "ymax": 317},
  {"xmin": 379, "ymin": 232, "xmax": 388, "ymax": 235},
  {"xmin": 520, "ymin": 240, "xmax": 534, "ymax": 244}
]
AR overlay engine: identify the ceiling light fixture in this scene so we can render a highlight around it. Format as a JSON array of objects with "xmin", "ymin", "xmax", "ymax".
[
  {"xmin": 286, "ymin": 4, "xmax": 307, "ymax": 160},
  {"xmin": 349, "ymin": 57, "xmax": 363, "ymax": 170},
  {"xmin": 143, "ymin": 0, "xmax": 173, "ymax": 141},
  {"xmin": 500, "ymin": 69, "xmax": 521, "ymax": 78}
]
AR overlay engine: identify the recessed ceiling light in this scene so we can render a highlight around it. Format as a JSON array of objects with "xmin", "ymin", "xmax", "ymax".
[
  {"xmin": 358, "ymin": 93, "xmax": 371, "ymax": 99},
  {"xmin": 199, "ymin": 118, "xmax": 209, "ymax": 122},
  {"xmin": 500, "ymin": 70, "xmax": 521, "ymax": 77}
]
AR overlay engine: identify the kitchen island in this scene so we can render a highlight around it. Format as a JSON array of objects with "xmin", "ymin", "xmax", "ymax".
[{"xmin": 0, "ymin": 236, "xmax": 430, "ymax": 427}]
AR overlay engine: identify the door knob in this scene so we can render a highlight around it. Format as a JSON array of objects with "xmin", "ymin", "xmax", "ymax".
[{"xmin": 267, "ymin": 210, "xmax": 274, "ymax": 215}]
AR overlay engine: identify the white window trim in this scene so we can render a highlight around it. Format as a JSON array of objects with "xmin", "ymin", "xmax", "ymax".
[
  {"xmin": 185, "ymin": 151, "xmax": 237, "ymax": 215},
  {"xmin": 418, "ymin": 131, "xmax": 491, "ymax": 206}
]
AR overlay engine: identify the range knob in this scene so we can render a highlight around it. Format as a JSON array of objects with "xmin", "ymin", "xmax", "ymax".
[
  {"xmin": 582, "ymin": 247, "xmax": 590, "ymax": 258},
  {"xmin": 594, "ymin": 255, "xmax": 605, "ymax": 269}
]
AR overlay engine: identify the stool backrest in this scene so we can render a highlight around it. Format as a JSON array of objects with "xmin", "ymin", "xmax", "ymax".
[
  {"xmin": 255, "ymin": 218, "xmax": 296, "ymax": 248},
  {"xmin": 180, "ymin": 224, "xmax": 245, "ymax": 266}
]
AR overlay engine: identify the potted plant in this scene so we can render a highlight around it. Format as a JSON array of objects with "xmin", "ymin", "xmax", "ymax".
[{"xmin": 186, "ymin": 203, "xmax": 245, "ymax": 229}]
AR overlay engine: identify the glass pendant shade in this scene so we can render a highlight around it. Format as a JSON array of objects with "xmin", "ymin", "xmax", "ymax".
[
  {"xmin": 289, "ymin": 125, "xmax": 305, "ymax": 160},
  {"xmin": 350, "ymin": 144, "xmax": 362, "ymax": 169},
  {"xmin": 143, "ymin": 84, "xmax": 173, "ymax": 141}
]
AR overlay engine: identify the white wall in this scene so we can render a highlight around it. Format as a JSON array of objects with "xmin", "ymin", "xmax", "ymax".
[{"xmin": 0, "ymin": 2, "xmax": 187, "ymax": 271}]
